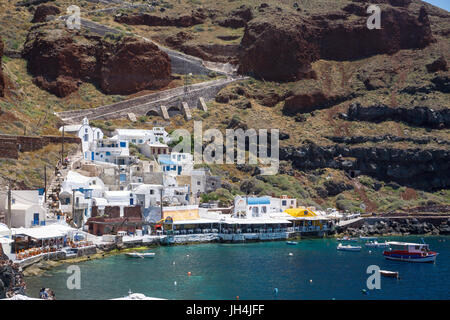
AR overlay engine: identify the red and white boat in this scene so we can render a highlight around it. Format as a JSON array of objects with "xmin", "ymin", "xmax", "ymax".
[{"xmin": 383, "ymin": 241, "xmax": 438, "ymax": 263}]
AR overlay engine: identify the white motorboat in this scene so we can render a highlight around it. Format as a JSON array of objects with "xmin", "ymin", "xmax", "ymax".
[
  {"xmin": 365, "ymin": 241, "xmax": 389, "ymax": 248},
  {"xmin": 337, "ymin": 236, "xmax": 358, "ymax": 242},
  {"xmin": 360, "ymin": 236, "xmax": 378, "ymax": 241},
  {"xmin": 125, "ymin": 252, "xmax": 155, "ymax": 258},
  {"xmin": 337, "ymin": 243, "xmax": 361, "ymax": 252}
]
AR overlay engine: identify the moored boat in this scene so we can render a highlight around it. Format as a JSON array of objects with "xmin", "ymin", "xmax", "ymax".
[
  {"xmin": 337, "ymin": 243, "xmax": 361, "ymax": 252},
  {"xmin": 383, "ymin": 241, "xmax": 438, "ymax": 263},
  {"xmin": 126, "ymin": 252, "xmax": 156, "ymax": 258},
  {"xmin": 365, "ymin": 241, "xmax": 389, "ymax": 248},
  {"xmin": 337, "ymin": 236, "xmax": 358, "ymax": 242},
  {"xmin": 286, "ymin": 241, "xmax": 298, "ymax": 245},
  {"xmin": 379, "ymin": 270, "xmax": 399, "ymax": 278},
  {"xmin": 360, "ymin": 236, "xmax": 378, "ymax": 241}
]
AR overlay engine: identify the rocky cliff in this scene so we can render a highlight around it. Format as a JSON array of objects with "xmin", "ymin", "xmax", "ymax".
[
  {"xmin": 114, "ymin": 8, "xmax": 207, "ymax": 27},
  {"xmin": 344, "ymin": 102, "xmax": 450, "ymax": 128},
  {"xmin": 238, "ymin": 3, "xmax": 434, "ymax": 81},
  {"xmin": 22, "ymin": 23, "xmax": 172, "ymax": 97},
  {"xmin": 31, "ymin": 3, "xmax": 61, "ymax": 23},
  {"xmin": 280, "ymin": 142, "xmax": 450, "ymax": 190}
]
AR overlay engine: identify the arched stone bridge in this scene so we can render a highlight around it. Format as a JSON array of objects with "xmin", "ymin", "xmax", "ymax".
[{"xmin": 56, "ymin": 77, "xmax": 245, "ymax": 124}]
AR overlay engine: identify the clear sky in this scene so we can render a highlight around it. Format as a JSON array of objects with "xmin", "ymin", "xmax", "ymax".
[{"xmin": 422, "ymin": 0, "xmax": 450, "ymax": 12}]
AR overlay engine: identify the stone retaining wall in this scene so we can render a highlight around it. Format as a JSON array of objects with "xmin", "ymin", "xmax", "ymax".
[{"xmin": 0, "ymin": 135, "xmax": 81, "ymax": 159}]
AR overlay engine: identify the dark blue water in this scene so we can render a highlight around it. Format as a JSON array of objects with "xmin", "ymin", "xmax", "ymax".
[{"xmin": 25, "ymin": 236, "xmax": 450, "ymax": 300}]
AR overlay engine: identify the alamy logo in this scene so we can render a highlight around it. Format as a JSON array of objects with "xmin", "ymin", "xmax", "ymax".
[
  {"xmin": 66, "ymin": 5, "xmax": 81, "ymax": 30},
  {"xmin": 66, "ymin": 265, "xmax": 81, "ymax": 290},
  {"xmin": 366, "ymin": 265, "xmax": 381, "ymax": 290},
  {"xmin": 367, "ymin": 5, "xmax": 381, "ymax": 30},
  {"xmin": 170, "ymin": 121, "xmax": 279, "ymax": 175}
]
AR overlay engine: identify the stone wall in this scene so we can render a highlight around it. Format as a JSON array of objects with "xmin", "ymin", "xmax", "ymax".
[
  {"xmin": 0, "ymin": 134, "xmax": 81, "ymax": 159},
  {"xmin": 124, "ymin": 206, "xmax": 142, "ymax": 218}
]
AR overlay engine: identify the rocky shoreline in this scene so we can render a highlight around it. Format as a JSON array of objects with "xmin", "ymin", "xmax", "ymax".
[
  {"xmin": 336, "ymin": 216, "xmax": 450, "ymax": 237},
  {"xmin": 0, "ymin": 260, "xmax": 26, "ymax": 299}
]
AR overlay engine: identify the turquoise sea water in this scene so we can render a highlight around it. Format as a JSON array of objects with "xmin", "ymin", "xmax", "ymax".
[{"xmin": 25, "ymin": 236, "xmax": 449, "ymax": 300}]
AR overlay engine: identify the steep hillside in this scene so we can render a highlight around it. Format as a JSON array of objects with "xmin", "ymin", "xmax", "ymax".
[{"xmin": 0, "ymin": 0, "xmax": 448, "ymax": 212}]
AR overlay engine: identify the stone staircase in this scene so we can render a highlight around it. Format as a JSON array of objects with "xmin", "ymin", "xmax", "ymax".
[{"xmin": 44, "ymin": 149, "xmax": 83, "ymax": 221}]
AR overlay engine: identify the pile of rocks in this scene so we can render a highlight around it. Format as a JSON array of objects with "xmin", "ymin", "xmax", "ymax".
[{"xmin": 0, "ymin": 260, "xmax": 26, "ymax": 299}]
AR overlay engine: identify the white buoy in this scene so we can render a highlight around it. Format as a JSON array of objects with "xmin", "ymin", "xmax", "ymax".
[
  {"xmin": 289, "ymin": 252, "xmax": 293, "ymax": 256},
  {"xmin": 174, "ymin": 281, "xmax": 177, "ymax": 286},
  {"xmin": 173, "ymin": 261, "xmax": 176, "ymax": 265},
  {"xmin": 369, "ymin": 250, "xmax": 372, "ymax": 254},
  {"xmin": 309, "ymin": 279, "xmax": 313, "ymax": 283},
  {"xmin": 187, "ymin": 254, "xmax": 189, "ymax": 257}
]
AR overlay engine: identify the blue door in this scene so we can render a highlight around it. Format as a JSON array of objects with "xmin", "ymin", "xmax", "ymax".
[
  {"xmin": 91, "ymin": 152, "xmax": 94, "ymax": 161},
  {"xmin": 177, "ymin": 166, "xmax": 182, "ymax": 175},
  {"xmin": 130, "ymin": 198, "xmax": 134, "ymax": 205},
  {"xmin": 33, "ymin": 213, "xmax": 39, "ymax": 226}
]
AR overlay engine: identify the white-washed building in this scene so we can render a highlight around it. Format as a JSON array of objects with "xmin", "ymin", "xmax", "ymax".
[
  {"xmin": 139, "ymin": 141, "xmax": 169, "ymax": 159},
  {"xmin": 0, "ymin": 190, "xmax": 46, "ymax": 228},
  {"xmin": 158, "ymin": 153, "xmax": 193, "ymax": 176},
  {"xmin": 88, "ymin": 138, "xmax": 135, "ymax": 165},
  {"xmin": 112, "ymin": 127, "xmax": 171, "ymax": 145},
  {"xmin": 270, "ymin": 195, "xmax": 297, "ymax": 213},
  {"xmin": 59, "ymin": 171, "xmax": 106, "ymax": 225},
  {"xmin": 59, "ymin": 117, "xmax": 103, "ymax": 155}
]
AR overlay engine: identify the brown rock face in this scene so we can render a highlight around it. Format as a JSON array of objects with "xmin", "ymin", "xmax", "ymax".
[
  {"xmin": 238, "ymin": 6, "xmax": 434, "ymax": 81},
  {"xmin": 22, "ymin": 26, "xmax": 171, "ymax": 97},
  {"xmin": 31, "ymin": 4, "xmax": 61, "ymax": 23},
  {"xmin": 0, "ymin": 37, "xmax": 4, "ymax": 97},
  {"xmin": 283, "ymin": 91, "xmax": 353, "ymax": 115},
  {"xmin": 114, "ymin": 9, "xmax": 206, "ymax": 27},
  {"xmin": 100, "ymin": 38, "xmax": 172, "ymax": 95}
]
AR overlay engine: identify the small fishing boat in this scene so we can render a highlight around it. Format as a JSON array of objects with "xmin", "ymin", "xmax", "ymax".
[
  {"xmin": 383, "ymin": 241, "xmax": 438, "ymax": 263},
  {"xmin": 360, "ymin": 236, "xmax": 378, "ymax": 241},
  {"xmin": 125, "ymin": 252, "xmax": 155, "ymax": 258},
  {"xmin": 365, "ymin": 241, "xmax": 389, "ymax": 248},
  {"xmin": 286, "ymin": 241, "xmax": 298, "ymax": 245},
  {"xmin": 337, "ymin": 236, "xmax": 358, "ymax": 242},
  {"xmin": 379, "ymin": 270, "xmax": 399, "ymax": 278},
  {"xmin": 337, "ymin": 243, "xmax": 361, "ymax": 252}
]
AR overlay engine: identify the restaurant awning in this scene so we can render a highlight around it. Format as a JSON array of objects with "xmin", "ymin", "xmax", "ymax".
[
  {"xmin": 0, "ymin": 237, "xmax": 14, "ymax": 244},
  {"xmin": 12, "ymin": 227, "xmax": 65, "ymax": 239}
]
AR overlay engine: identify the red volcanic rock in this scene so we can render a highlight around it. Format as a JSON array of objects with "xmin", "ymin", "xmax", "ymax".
[
  {"xmin": 283, "ymin": 90, "xmax": 352, "ymax": 115},
  {"xmin": 238, "ymin": 6, "xmax": 434, "ymax": 81},
  {"xmin": 31, "ymin": 4, "xmax": 61, "ymax": 23},
  {"xmin": 426, "ymin": 56, "xmax": 448, "ymax": 73},
  {"xmin": 34, "ymin": 75, "xmax": 80, "ymax": 97},
  {"xmin": 238, "ymin": 16, "xmax": 321, "ymax": 81},
  {"xmin": 22, "ymin": 25, "xmax": 171, "ymax": 97},
  {"xmin": 0, "ymin": 37, "xmax": 4, "ymax": 97},
  {"xmin": 100, "ymin": 37, "xmax": 171, "ymax": 95},
  {"xmin": 114, "ymin": 9, "xmax": 206, "ymax": 27}
]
